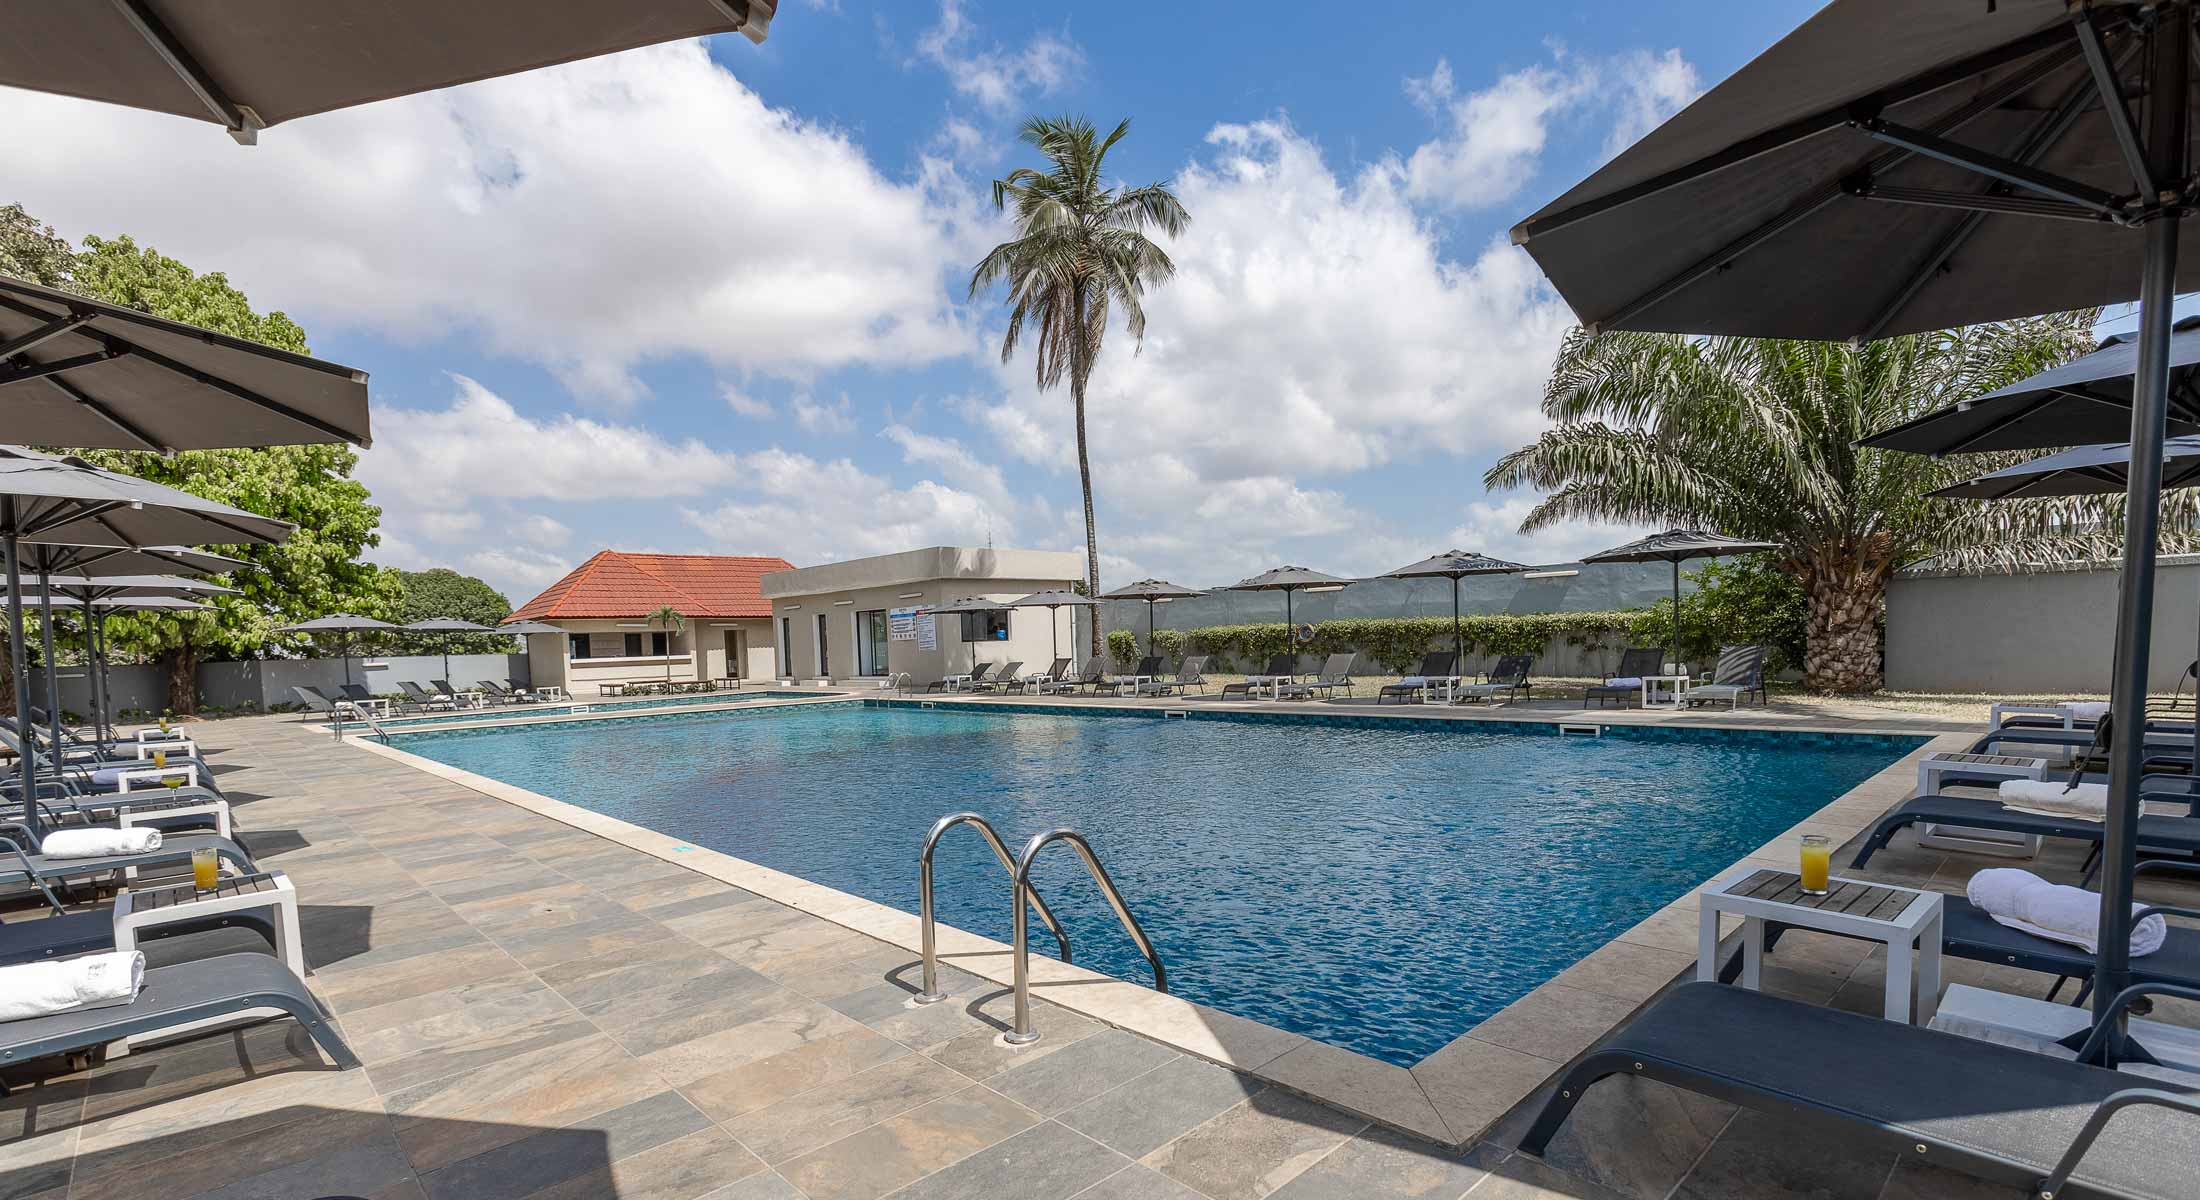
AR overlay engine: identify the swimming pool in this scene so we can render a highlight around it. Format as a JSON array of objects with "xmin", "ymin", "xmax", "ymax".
[
  {"xmin": 333, "ymin": 689, "xmax": 819, "ymax": 729},
  {"xmin": 392, "ymin": 702, "xmax": 1920, "ymax": 1064}
]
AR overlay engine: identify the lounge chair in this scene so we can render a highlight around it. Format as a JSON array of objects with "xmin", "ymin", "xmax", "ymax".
[
  {"xmin": 1137, "ymin": 656, "xmax": 1212, "ymax": 697},
  {"xmin": 969, "ymin": 661, "xmax": 1025, "ymax": 693},
  {"xmin": 1219, "ymin": 654, "xmax": 1297, "ymax": 700},
  {"xmin": 1376, "ymin": 652, "xmax": 1459, "ymax": 705},
  {"xmin": 0, "ymin": 728, "xmax": 219, "ymax": 801},
  {"xmin": 0, "ymin": 953, "xmax": 358, "ymax": 1088},
  {"xmin": 1036, "ymin": 662, "xmax": 1106, "ymax": 695},
  {"xmin": 1583, "ymin": 647, "xmax": 1665, "ymax": 708},
  {"xmin": 396, "ymin": 680, "xmax": 456, "ymax": 712},
  {"xmin": 0, "ymin": 824, "xmax": 256, "ymax": 889},
  {"xmin": 1850, "ymin": 792, "xmax": 2200, "ymax": 877},
  {"xmin": 1104, "ymin": 656, "xmax": 1164, "ymax": 695},
  {"xmin": 476, "ymin": 679, "xmax": 538, "ymax": 705},
  {"xmin": 1278, "ymin": 653, "xmax": 1357, "ymax": 700},
  {"xmin": 926, "ymin": 662, "xmax": 997, "ymax": 693},
  {"xmin": 1027, "ymin": 658, "xmax": 1072, "ymax": 690},
  {"xmin": 1453, "ymin": 655, "xmax": 1534, "ymax": 705},
  {"xmin": 289, "ymin": 685, "xmax": 337, "ymax": 720},
  {"xmin": 1521, "ymin": 981, "xmax": 2200, "ymax": 1199},
  {"xmin": 1684, "ymin": 644, "xmax": 1770, "ymax": 709}
]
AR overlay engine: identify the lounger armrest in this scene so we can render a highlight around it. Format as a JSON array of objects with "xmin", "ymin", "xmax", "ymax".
[
  {"xmin": 2070, "ymin": 982, "xmax": 2200, "ymax": 1064},
  {"xmin": 2135, "ymin": 858, "xmax": 2200, "ymax": 882},
  {"xmin": 2041, "ymin": 1087, "xmax": 2200, "ymax": 1200}
]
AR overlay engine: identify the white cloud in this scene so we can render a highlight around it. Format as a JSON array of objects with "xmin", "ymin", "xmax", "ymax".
[
  {"xmin": 414, "ymin": 510, "xmax": 484, "ymax": 543},
  {"xmin": 915, "ymin": 0, "xmax": 1082, "ymax": 113},
  {"xmin": 1602, "ymin": 49, "xmax": 1702, "ymax": 159},
  {"xmin": 681, "ymin": 447, "xmax": 1015, "ymax": 564},
  {"xmin": 722, "ymin": 385, "xmax": 775, "ymax": 419},
  {"xmin": 791, "ymin": 392, "xmax": 857, "ymax": 435},
  {"xmin": 1445, "ymin": 497, "xmax": 1654, "ymax": 566},
  {"xmin": 464, "ymin": 548, "xmax": 577, "ymax": 602},
  {"xmin": 0, "ymin": 41, "xmax": 990, "ymax": 407},
  {"xmin": 511, "ymin": 513, "xmax": 573, "ymax": 550}
]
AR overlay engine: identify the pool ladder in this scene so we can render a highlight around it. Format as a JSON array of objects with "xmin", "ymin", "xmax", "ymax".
[
  {"xmin": 916, "ymin": 813, "xmax": 1168, "ymax": 1044},
  {"xmin": 332, "ymin": 701, "xmax": 391, "ymax": 744}
]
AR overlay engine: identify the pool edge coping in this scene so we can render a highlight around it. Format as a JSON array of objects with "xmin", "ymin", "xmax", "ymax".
[{"xmin": 342, "ymin": 710, "xmax": 1974, "ymax": 1148}]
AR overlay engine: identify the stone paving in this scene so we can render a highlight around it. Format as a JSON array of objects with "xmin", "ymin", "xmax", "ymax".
[{"xmin": 0, "ymin": 709, "xmax": 2193, "ymax": 1200}]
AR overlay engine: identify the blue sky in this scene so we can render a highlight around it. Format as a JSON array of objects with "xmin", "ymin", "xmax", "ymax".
[{"xmin": 3, "ymin": 0, "xmax": 1824, "ymax": 603}]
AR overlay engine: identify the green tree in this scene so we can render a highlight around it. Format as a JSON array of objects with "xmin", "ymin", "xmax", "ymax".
[
  {"xmin": 1484, "ymin": 315, "xmax": 2170, "ymax": 693},
  {"xmin": 399, "ymin": 568, "xmax": 515, "ymax": 653},
  {"xmin": 972, "ymin": 117, "xmax": 1188, "ymax": 656},
  {"xmin": 1623, "ymin": 556, "xmax": 1809, "ymax": 675},
  {"xmin": 57, "ymin": 233, "xmax": 401, "ymax": 712},
  {"xmin": 648, "ymin": 605, "xmax": 685, "ymax": 687},
  {"xmin": 0, "ymin": 203, "xmax": 72, "ymax": 287}
]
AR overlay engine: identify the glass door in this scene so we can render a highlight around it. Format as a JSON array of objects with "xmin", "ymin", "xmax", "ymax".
[{"xmin": 856, "ymin": 610, "xmax": 889, "ymax": 676}]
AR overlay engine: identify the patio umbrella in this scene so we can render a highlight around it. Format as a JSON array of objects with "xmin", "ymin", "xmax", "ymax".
[
  {"xmin": 32, "ymin": 574, "xmax": 232, "ymax": 743},
  {"xmin": 1513, "ymin": 0, "xmax": 2200, "ymax": 1050},
  {"xmin": 1098, "ymin": 579, "xmax": 1206, "ymax": 656},
  {"xmin": 917, "ymin": 596, "xmax": 1008, "ymax": 676},
  {"xmin": 1584, "ymin": 532, "xmax": 1780, "ymax": 668},
  {"xmin": 404, "ymin": 617, "xmax": 497, "ymax": 682},
  {"xmin": 1225, "ymin": 567, "xmax": 1352, "ymax": 650},
  {"xmin": 0, "ymin": 1, "xmax": 776, "ymax": 144},
  {"xmin": 1007, "ymin": 590, "xmax": 1097, "ymax": 666},
  {"xmin": 1379, "ymin": 551, "xmax": 1527, "ymax": 666},
  {"xmin": 1, "ymin": 446, "xmax": 291, "ymax": 823},
  {"xmin": 498, "ymin": 620, "xmax": 566, "ymax": 637},
  {"xmin": 1864, "ymin": 318, "xmax": 2200, "ymax": 456},
  {"xmin": 0, "ymin": 274, "xmax": 371, "ymax": 451},
  {"xmin": 276, "ymin": 614, "xmax": 401, "ymax": 687}
]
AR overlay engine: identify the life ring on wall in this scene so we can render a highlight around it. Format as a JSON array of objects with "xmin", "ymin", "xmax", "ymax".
[{"xmin": 1292, "ymin": 623, "xmax": 1316, "ymax": 645}]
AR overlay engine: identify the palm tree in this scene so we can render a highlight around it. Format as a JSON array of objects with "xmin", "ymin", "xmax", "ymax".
[
  {"xmin": 648, "ymin": 605, "xmax": 685, "ymax": 688},
  {"xmin": 972, "ymin": 116, "xmax": 1189, "ymax": 656},
  {"xmin": 1485, "ymin": 314, "xmax": 2193, "ymax": 693}
]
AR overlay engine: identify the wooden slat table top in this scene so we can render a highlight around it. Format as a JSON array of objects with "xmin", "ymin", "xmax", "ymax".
[
  {"xmin": 1725, "ymin": 869, "xmax": 1912, "ymax": 919},
  {"xmin": 134, "ymin": 871, "xmax": 282, "ymax": 910},
  {"xmin": 1932, "ymin": 752, "xmax": 2047, "ymax": 769}
]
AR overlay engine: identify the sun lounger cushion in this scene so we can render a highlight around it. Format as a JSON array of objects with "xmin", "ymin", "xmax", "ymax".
[
  {"xmin": 0, "ymin": 951, "xmax": 143, "ymax": 1020},
  {"xmin": 40, "ymin": 827, "xmax": 160, "ymax": 859},
  {"xmin": 1604, "ymin": 676, "xmax": 1644, "ymax": 688},
  {"xmin": 2000, "ymin": 779, "xmax": 2107, "ymax": 820},
  {"xmin": 1967, "ymin": 868, "xmax": 2165, "ymax": 956}
]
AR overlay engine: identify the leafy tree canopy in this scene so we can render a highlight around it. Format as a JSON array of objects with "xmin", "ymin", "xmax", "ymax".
[{"xmin": 399, "ymin": 568, "xmax": 515, "ymax": 653}]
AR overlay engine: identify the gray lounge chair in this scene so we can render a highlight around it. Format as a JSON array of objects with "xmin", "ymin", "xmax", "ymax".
[
  {"xmin": 475, "ymin": 679, "xmax": 537, "ymax": 705},
  {"xmin": 969, "ymin": 661, "xmax": 1024, "ymax": 693},
  {"xmin": 1454, "ymin": 655, "xmax": 1533, "ymax": 705},
  {"xmin": 1522, "ymin": 981, "xmax": 2200, "ymax": 1200},
  {"xmin": 1583, "ymin": 647, "xmax": 1665, "ymax": 708},
  {"xmin": 0, "ymin": 953, "xmax": 358, "ymax": 1089},
  {"xmin": 1138, "ymin": 656, "xmax": 1212, "ymax": 697},
  {"xmin": 1037, "ymin": 661, "xmax": 1106, "ymax": 695},
  {"xmin": 926, "ymin": 662, "xmax": 998, "ymax": 693},
  {"xmin": 1279, "ymin": 653, "xmax": 1356, "ymax": 699},
  {"xmin": 289, "ymin": 685, "xmax": 337, "ymax": 720},
  {"xmin": 396, "ymin": 680, "xmax": 455, "ymax": 712},
  {"xmin": 0, "ymin": 870, "xmax": 286, "ymax": 970},
  {"xmin": 1685, "ymin": 644, "xmax": 1769, "ymax": 709},
  {"xmin": 1219, "ymin": 654, "xmax": 1296, "ymax": 700},
  {"xmin": 1377, "ymin": 652, "xmax": 1458, "ymax": 704},
  {"xmin": 1028, "ymin": 658, "xmax": 1071, "ymax": 689},
  {"xmin": 0, "ymin": 825, "xmax": 256, "ymax": 889}
]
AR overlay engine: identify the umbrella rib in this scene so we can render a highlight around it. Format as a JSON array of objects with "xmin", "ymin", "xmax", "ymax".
[
  {"xmin": 1852, "ymin": 119, "xmax": 2129, "ymax": 218},
  {"xmin": 38, "ymin": 374, "xmax": 166, "ymax": 454},
  {"xmin": 108, "ymin": 0, "xmax": 258, "ymax": 142},
  {"xmin": 2073, "ymin": 5, "xmax": 2154, "ymax": 194},
  {"xmin": 1509, "ymin": 21, "xmax": 2080, "ymax": 244},
  {"xmin": 1941, "ymin": 389, "xmax": 2101, "ymax": 455},
  {"xmin": 0, "ymin": 312, "xmax": 98, "ymax": 363},
  {"xmin": 16, "ymin": 500, "xmax": 127, "ymax": 540},
  {"xmin": 0, "ymin": 350, "xmax": 125, "ymax": 385}
]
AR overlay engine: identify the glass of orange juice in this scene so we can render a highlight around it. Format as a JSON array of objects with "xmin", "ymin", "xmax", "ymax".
[
  {"xmin": 1799, "ymin": 834, "xmax": 1832, "ymax": 895},
  {"xmin": 152, "ymin": 749, "xmax": 167, "ymax": 769},
  {"xmin": 191, "ymin": 846, "xmax": 219, "ymax": 890}
]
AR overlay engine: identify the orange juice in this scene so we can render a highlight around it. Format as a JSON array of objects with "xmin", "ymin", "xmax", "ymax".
[
  {"xmin": 192, "ymin": 847, "xmax": 219, "ymax": 890},
  {"xmin": 152, "ymin": 749, "xmax": 167, "ymax": 769},
  {"xmin": 1799, "ymin": 834, "xmax": 1832, "ymax": 895}
]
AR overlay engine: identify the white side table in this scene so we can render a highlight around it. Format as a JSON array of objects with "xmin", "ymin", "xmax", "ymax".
[
  {"xmin": 1915, "ymin": 752, "xmax": 2049, "ymax": 857},
  {"xmin": 1641, "ymin": 674, "xmax": 1690, "ymax": 709},
  {"xmin": 1698, "ymin": 868, "xmax": 1943, "ymax": 1024},
  {"xmin": 1989, "ymin": 701, "xmax": 2078, "ymax": 730},
  {"xmin": 110, "ymin": 870, "xmax": 304, "ymax": 1054}
]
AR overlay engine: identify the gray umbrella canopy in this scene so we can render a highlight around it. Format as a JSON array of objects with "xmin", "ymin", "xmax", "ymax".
[
  {"xmin": 278, "ymin": 614, "xmax": 402, "ymax": 687},
  {"xmin": 1099, "ymin": 579, "xmax": 1205, "ymax": 657},
  {"xmin": 0, "ymin": 0, "xmax": 775, "ymax": 143},
  {"xmin": 0, "ymin": 276, "xmax": 371, "ymax": 451},
  {"xmin": 1512, "ymin": 0, "xmax": 2198, "ymax": 341},
  {"xmin": 1587, "ymin": 532, "xmax": 1779, "ymax": 664},
  {"xmin": 1929, "ymin": 438, "xmax": 2200, "ymax": 500},
  {"xmin": 1008, "ymin": 590, "xmax": 1097, "ymax": 664},
  {"xmin": 918, "ymin": 596, "xmax": 1010, "ymax": 672},
  {"xmin": 1227, "ymin": 566, "xmax": 1352, "ymax": 640},
  {"xmin": 0, "ymin": 447, "xmax": 295, "ymax": 547},
  {"xmin": 1522, "ymin": 0, "xmax": 2200, "ymax": 1054},
  {"xmin": 406, "ymin": 618, "xmax": 497, "ymax": 681},
  {"xmin": 1382, "ymin": 551, "xmax": 1528, "ymax": 664},
  {"xmin": 497, "ymin": 620, "xmax": 566, "ymax": 637},
  {"xmin": 20, "ymin": 545, "xmax": 249, "ymax": 578},
  {"xmin": 36, "ymin": 574, "xmax": 233, "ymax": 600}
]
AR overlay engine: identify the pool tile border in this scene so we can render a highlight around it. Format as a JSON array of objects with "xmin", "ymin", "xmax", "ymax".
[{"xmin": 346, "ymin": 700, "xmax": 1976, "ymax": 1148}]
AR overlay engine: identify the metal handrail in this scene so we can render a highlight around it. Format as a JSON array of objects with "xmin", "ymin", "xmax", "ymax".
[
  {"xmin": 916, "ymin": 812, "xmax": 1071, "ymax": 1004},
  {"xmin": 332, "ymin": 701, "xmax": 390, "ymax": 744},
  {"xmin": 1008, "ymin": 828, "xmax": 1167, "ymax": 1045}
]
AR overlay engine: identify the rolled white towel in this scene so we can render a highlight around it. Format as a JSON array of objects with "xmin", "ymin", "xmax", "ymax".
[
  {"xmin": 2065, "ymin": 701, "xmax": 2110, "ymax": 721},
  {"xmin": 1967, "ymin": 868, "xmax": 2166, "ymax": 957},
  {"xmin": 0, "ymin": 952, "xmax": 145, "ymax": 1021},
  {"xmin": 1398, "ymin": 676, "xmax": 1428, "ymax": 687},
  {"xmin": 1604, "ymin": 676, "xmax": 1645, "ymax": 688},
  {"xmin": 1998, "ymin": 779, "xmax": 2107, "ymax": 820},
  {"xmin": 39, "ymin": 827, "xmax": 161, "ymax": 859}
]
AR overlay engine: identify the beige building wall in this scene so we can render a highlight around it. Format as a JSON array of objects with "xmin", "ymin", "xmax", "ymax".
[{"xmin": 524, "ymin": 617, "xmax": 778, "ymax": 696}]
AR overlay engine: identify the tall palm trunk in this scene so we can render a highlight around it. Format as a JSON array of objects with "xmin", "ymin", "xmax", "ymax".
[
  {"xmin": 1802, "ymin": 563, "xmax": 1886, "ymax": 694},
  {"xmin": 1071, "ymin": 283, "xmax": 1102, "ymax": 658}
]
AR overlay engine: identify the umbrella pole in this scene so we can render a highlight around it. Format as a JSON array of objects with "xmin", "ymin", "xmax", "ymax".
[
  {"xmin": 2096, "ymin": 17, "xmax": 2187, "ymax": 1058},
  {"xmin": 81, "ymin": 598, "xmax": 104, "ymax": 746},
  {"xmin": 35, "ymin": 574, "xmax": 63, "ymax": 758},
  {"xmin": 1672, "ymin": 559, "xmax": 1682, "ymax": 672},
  {"xmin": 1, "ymin": 512, "xmax": 35, "ymax": 829},
  {"xmin": 1451, "ymin": 577, "xmax": 1463, "ymax": 667}
]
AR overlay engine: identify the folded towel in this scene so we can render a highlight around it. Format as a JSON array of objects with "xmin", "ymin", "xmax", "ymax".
[
  {"xmin": 1604, "ymin": 676, "xmax": 1644, "ymax": 688},
  {"xmin": 0, "ymin": 952, "xmax": 145, "ymax": 1021},
  {"xmin": 1398, "ymin": 676, "xmax": 1428, "ymax": 687},
  {"xmin": 40, "ymin": 827, "xmax": 161, "ymax": 859},
  {"xmin": 2065, "ymin": 701, "xmax": 2110, "ymax": 721},
  {"xmin": 1998, "ymin": 779, "xmax": 2107, "ymax": 820},
  {"xmin": 1967, "ymin": 868, "xmax": 2166, "ymax": 957}
]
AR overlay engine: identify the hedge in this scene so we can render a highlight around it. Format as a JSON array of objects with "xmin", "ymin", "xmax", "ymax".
[{"xmin": 1107, "ymin": 612, "xmax": 1638, "ymax": 673}]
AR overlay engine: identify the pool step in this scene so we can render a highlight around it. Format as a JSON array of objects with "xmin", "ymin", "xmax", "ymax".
[
  {"xmin": 1557, "ymin": 721, "xmax": 1603, "ymax": 738},
  {"xmin": 1162, "ymin": 709, "xmax": 1190, "ymax": 719}
]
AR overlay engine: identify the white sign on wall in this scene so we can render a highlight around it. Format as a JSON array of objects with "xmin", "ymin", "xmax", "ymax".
[
  {"xmin": 888, "ymin": 607, "xmax": 919, "ymax": 640},
  {"xmin": 916, "ymin": 614, "xmax": 938, "ymax": 651}
]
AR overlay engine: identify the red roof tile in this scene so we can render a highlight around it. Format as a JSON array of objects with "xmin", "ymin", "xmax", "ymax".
[{"xmin": 506, "ymin": 550, "xmax": 794, "ymax": 622}]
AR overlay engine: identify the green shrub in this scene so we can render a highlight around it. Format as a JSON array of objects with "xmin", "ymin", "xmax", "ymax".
[
  {"xmin": 1149, "ymin": 628, "xmax": 1186, "ymax": 660},
  {"xmin": 1179, "ymin": 612, "xmax": 1638, "ymax": 672},
  {"xmin": 1622, "ymin": 556, "xmax": 1807, "ymax": 673},
  {"xmin": 1105, "ymin": 629, "xmax": 1138, "ymax": 663}
]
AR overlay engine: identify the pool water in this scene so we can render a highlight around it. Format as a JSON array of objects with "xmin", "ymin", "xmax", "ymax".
[{"xmin": 395, "ymin": 703, "xmax": 1918, "ymax": 1065}]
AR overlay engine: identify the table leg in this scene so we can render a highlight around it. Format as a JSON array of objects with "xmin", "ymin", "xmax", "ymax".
[
  {"xmin": 1697, "ymin": 904, "xmax": 1719, "ymax": 982},
  {"xmin": 277, "ymin": 896, "xmax": 305, "ymax": 976},
  {"xmin": 1916, "ymin": 913, "xmax": 1942, "ymax": 1026},
  {"xmin": 1884, "ymin": 937, "xmax": 1913, "ymax": 1024},
  {"xmin": 1741, "ymin": 916, "xmax": 1763, "ymax": 989}
]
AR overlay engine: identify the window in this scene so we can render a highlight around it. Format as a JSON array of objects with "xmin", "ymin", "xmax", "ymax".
[
  {"xmin": 816, "ymin": 613, "xmax": 830, "ymax": 676},
  {"xmin": 779, "ymin": 617, "xmax": 791, "ymax": 677},
  {"xmin": 650, "ymin": 631, "xmax": 669, "ymax": 656},
  {"xmin": 568, "ymin": 633, "xmax": 590, "ymax": 660},
  {"xmin": 856, "ymin": 610, "xmax": 889, "ymax": 676},
  {"xmin": 959, "ymin": 610, "xmax": 1010, "ymax": 643},
  {"xmin": 623, "ymin": 632, "xmax": 643, "ymax": 657}
]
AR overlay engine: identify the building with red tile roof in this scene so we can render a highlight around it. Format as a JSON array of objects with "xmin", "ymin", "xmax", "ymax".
[{"xmin": 505, "ymin": 550, "xmax": 795, "ymax": 695}]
